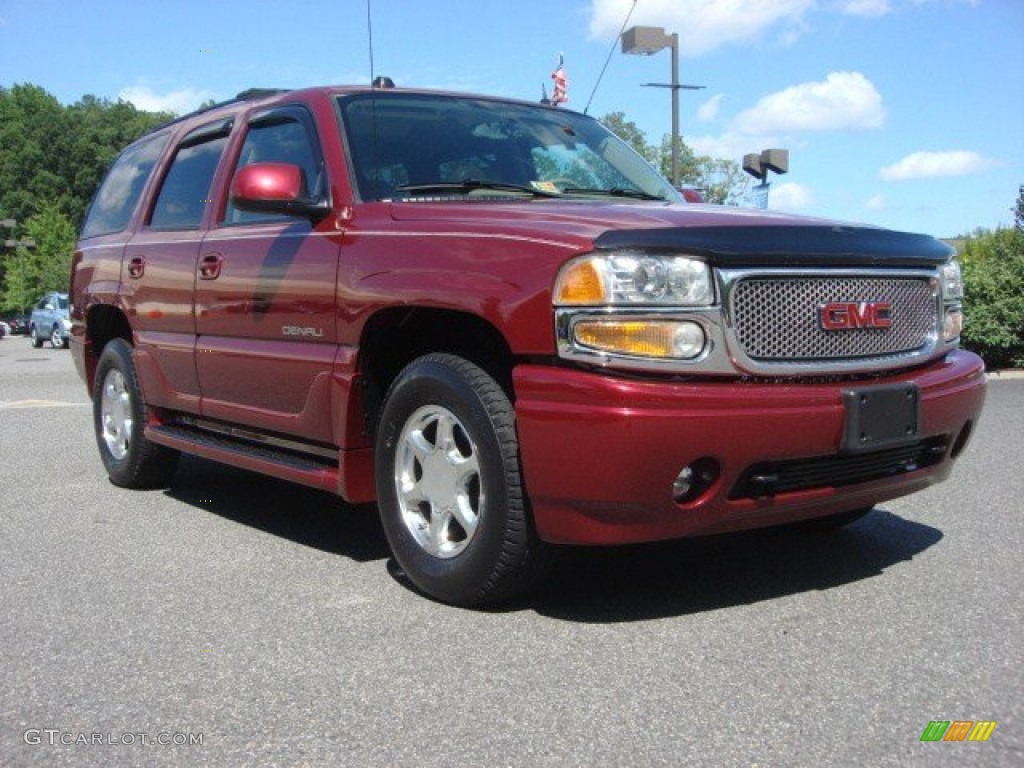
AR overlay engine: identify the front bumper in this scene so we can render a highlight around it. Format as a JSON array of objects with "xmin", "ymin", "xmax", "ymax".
[{"xmin": 513, "ymin": 350, "xmax": 986, "ymax": 545}]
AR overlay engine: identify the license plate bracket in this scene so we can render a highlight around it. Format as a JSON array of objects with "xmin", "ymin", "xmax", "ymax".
[{"xmin": 841, "ymin": 383, "xmax": 920, "ymax": 453}]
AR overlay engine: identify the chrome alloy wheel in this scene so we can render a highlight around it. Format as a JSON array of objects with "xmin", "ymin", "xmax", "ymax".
[
  {"xmin": 395, "ymin": 405, "xmax": 482, "ymax": 558},
  {"xmin": 100, "ymin": 368, "xmax": 133, "ymax": 460}
]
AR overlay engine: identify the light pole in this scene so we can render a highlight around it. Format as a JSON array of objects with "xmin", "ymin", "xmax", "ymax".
[
  {"xmin": 621, "ymin": 26, "xmax": 705, "ymax": 189},
  {"xmin": 743, "ymin": 149, "xmax": 789, "ymax": 209}
]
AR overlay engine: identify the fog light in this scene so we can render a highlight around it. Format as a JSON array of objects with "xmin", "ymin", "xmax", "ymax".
[
  {"xmin": 943, "ymin": 309, "xmax": 963, "ymax": 341},
  {"xmin": 671, "ymin": 458, "xmax": 720, "ymax": 504},
  {"xmin": 672, "ymin": 467, "xmax": 695, "ymax": 501}
]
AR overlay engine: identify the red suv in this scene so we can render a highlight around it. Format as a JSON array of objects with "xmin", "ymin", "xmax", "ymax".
[{"xmin": 70, "ymin": 85, "xmax": 986, "ymax": 605}]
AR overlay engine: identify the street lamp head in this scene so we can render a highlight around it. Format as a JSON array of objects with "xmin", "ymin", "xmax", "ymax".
[{"xmin": 621, "ymin": 26, "xmax": 672, "ymax": 55}]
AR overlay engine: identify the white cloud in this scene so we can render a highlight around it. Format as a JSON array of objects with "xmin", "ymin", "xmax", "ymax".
[
  {"xmin": 733, "ymin": 72, "xmax": 885, "ymax": 134},
  {"xmin": 697, "ymin": 94, "xmax": 724, "ymax": 122},
  {"xmin": 879, "ymin": 150, "xmax": 997, "ymax": 181},
  {"xmin": 866, "ymin": 193, "xmax": 887, "ymax": 210},
  {"xmin": 835, "ymin": 0, "xmax": 892, "ymax": 16},
  {"xmin": 588, "ymin": 0, "xmax": 814, "ymax": 56},
  {"xmin": 688, "ymin": 131, "xmax": 783, "ymax": 161},
  {"xmin": 768, "ymin": 182, "xmax": 814, "ymax": 211},
  {"xmin": 118, "ymin": 85, "xmax": 217, "ymax": 115}
]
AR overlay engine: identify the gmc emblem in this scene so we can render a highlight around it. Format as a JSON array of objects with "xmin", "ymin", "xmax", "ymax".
[{"xmin": 819, "ymin": 301, "xmax": 893, "ymax": 331}]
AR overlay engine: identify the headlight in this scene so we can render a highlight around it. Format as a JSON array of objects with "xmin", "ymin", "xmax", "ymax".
[
  {"xmin": 555, "ymin": 252, "xmax": 713, "ymax": 306},
  {"xmin": 940, "ymin": 260, "xmax": 963, "ymax": 300}
]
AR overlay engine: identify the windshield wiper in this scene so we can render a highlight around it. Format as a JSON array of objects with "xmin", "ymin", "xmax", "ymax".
[
  {"xmin": 395, "ymin": 179, "xmax": 559, "ymax": 198},
  {"xmin": 561, "ymin": 186, "xmax": 666, "ymax": 201}
]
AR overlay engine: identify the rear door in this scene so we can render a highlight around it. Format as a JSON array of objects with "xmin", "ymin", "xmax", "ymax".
[
  {"xmin": 123, "ymin": 119, "xmax": 233, "ymax": 413},
  {"xmin": 196, "ymin": 105, "xmax": 340, "ymax": 443}
]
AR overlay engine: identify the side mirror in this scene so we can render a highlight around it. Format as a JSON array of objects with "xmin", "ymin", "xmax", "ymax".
[
  {"xmin": 230, "ymin": 163, "xmax": 330, "ymax": 220},
  {"xmin": 44, "ymin": 303, "xmax": 55, "ymax": 312}
]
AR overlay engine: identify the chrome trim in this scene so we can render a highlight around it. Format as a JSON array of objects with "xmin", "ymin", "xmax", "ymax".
[
  {"xmin": 555, "ymin": 266, "xmax": 957, "ymax": 376},
  {"xmin": 719, "ymin": 267, "xmax": 946, "ymax": 376},
  {"xmin": 555, "ymin": 307, "xmax": 735, "ymax": 374}
]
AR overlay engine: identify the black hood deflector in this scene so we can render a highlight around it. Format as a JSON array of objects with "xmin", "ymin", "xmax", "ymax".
[{"xmin": 593, "ymin": 225, "xmax": 952, "ymax": 268}]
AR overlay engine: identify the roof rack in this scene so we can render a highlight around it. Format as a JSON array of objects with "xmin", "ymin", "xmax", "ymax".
[{"xmin": 143, "ymin": 88, "xmax": 291, "ymax": 136}]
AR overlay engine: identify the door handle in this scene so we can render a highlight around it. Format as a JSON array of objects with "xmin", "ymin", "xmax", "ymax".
[
  {"xmin": 128, "ymin": 256, "xmax": 145, "ymax": 279},
  {"xmin": 199, "ymin": 253, "xmax": 223, "ymax": 280}
]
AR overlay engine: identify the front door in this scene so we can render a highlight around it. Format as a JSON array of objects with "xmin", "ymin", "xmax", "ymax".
[{"xmin": 195, "ymin": 105, "xmax": 340, "ymax": 444}]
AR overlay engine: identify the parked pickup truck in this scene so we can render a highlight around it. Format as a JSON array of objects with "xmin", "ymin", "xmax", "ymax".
[{"xmin": 70, "ymin": 85, "xmax": 986, "ymax": 606}]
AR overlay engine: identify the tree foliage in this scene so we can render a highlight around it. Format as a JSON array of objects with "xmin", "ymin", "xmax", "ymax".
[
  {"xmin": 0, "ymin": 84, "xmax": 172, "ymax": 230},
  {"xmin": 1014, "ymin": 184, "xmax": 1023, "ymax": 232},
  {"xmin": 960, "ymin": 226, "xmax": 1024, "ymax": 369},
  {"xmin": 0, "ymin": 83, "xmax": 171, "ymax": 310},
  {"xmin": 2, "ymin": 201, "xmax": 77, "ymax": 309},
  {"xmin": 600, "ymin": 112, "xmax": 749, "ymax": 204}
]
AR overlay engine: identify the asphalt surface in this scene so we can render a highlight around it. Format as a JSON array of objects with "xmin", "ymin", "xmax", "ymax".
[{"xmin": 1, "ymin": 339, "xmax": 1020, "ymax": 767}]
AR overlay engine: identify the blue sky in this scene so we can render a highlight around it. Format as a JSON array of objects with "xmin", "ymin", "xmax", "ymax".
[{"xmin": 1, "ymin": 0, "xmax": 1021, "ymax": 237}]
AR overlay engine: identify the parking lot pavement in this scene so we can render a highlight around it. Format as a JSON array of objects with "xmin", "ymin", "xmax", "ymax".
[{"xmin": 1, "ymin": 344, "xmax": 1021, "ymax": 767}]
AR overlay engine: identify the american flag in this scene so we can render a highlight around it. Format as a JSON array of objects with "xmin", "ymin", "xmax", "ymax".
[{"xmin": 551, "ymin": 53, "xmax": 568, "ymax": 106}]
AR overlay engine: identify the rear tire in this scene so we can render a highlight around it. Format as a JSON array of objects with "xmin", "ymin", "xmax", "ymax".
[
  {"xmin": 92, "ymin": 338, "xmax": 179, "ymax": 488},
  {"xmin": 375, "ymin": 353, "xmax": 552, "ymax": 606}
]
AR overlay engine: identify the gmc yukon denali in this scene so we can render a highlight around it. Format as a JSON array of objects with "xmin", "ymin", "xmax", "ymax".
[{"xmin": 70, "ymin": 85, "xmax": 986, "ymax": 606}]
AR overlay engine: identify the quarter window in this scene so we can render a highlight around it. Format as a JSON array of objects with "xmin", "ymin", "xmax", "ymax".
[{"xmin": 81, "ymin": 131, "xmax": 170, "ymax": 238}]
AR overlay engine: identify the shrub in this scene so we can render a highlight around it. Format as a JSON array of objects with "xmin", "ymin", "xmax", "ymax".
[{"xmin": 960, "ymin": 228, "xmax": 1024, "ymax": 369}]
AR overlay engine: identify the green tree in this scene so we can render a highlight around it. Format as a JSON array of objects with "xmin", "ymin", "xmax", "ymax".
[
  {"xmin": 960, "ymin": 227, "xmax": 1024, "ymax": 369},
  {"xmin": 2, "ymin": 201, "xmax": 77, "ymax": 310},
  {"xmin": 600, "ymin": 112, "xmax": 656, "ymax": 163},
  {"xmin": 599, "ymin": 112, "xmax": 749, "ymax": 204},
  {"xmin": 1014, "ymin": 184, "xmax": 1023, "ymax": 232},
  {"xmin": 0, "ymin": 84, "xmax": 170, "ymax": 231}
]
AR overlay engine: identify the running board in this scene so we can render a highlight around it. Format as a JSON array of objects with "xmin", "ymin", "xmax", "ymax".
[{"xmin": 146, "ymin": 422, "xmax": 341, "ymax": 494}]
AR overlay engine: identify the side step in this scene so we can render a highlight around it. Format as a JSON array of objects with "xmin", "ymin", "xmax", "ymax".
[{"xmin": 146, "ymin": 422, "xmax": 341, "ymax": 494}]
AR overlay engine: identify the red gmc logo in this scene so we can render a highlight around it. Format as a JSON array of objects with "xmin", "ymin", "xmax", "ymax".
[{"xmin": 819, "ymin": 301, "xmax": 893, "ymax": 330}]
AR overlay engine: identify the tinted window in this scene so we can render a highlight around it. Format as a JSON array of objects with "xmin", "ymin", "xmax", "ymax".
[
  {"xmin": 149, "ymin": 133, "xmax": 229, "ymax": 230},
  {"xmin": 339, "ymin": 93, "xmax": 679, "ymax": 203},
  {"xmin": 81, "ymin": 131, "xmax": 170, "ymax": 238},
  {"xmin": 224, "ymin": 113, "xmax": 323, "ymax": 225}
]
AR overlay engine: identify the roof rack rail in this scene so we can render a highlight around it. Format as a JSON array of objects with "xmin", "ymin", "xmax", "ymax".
[
  {"xmin": 236, "ymin": 88, "xmax": 290, "ymax": 101},
  {"xmin": 141, "ymin": 87, "xmax": 290, "ymax": 137}
]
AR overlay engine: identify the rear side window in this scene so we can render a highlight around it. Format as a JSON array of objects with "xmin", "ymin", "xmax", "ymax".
[
  {"xmin": 149, "ymin": 121, "xmax": 231, "ymax": 230},
  {"xmin": 81, "ymin": 131, "xmax": 170, "ymax": 239}
]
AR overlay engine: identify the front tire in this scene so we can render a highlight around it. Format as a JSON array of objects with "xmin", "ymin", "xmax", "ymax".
[
  {"xmin": 375, "ymin": 354, "xmax": 551, "ymax": 606},
  {"xmin": 29, "ymin": 326, "xmax": 43, "ymax": 348},
  {"xmin": 93, "ymin": 338, "xmax": 179, "ymax": 488},
  {"xmin": 51, "ymin": 325, "xmax": 66, "ymax": 349}
]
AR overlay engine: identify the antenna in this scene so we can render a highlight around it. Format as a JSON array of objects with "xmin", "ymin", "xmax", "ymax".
[
  {"xmin": 366, "ymin": 0, "xmax": 376, "ymax": 85},
  {"xmin": 584, "ymin": 0, "xmax": 638, "ymax": 115}
]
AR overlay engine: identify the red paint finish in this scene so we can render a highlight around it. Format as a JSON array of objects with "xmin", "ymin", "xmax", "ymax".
[
  {"xmin": 72, "ymin": 84, "xmax": 987, "ymax": 550},
  {"xmin": 514, "ymin": 350, "xmax": 986, "ymax": 545}
]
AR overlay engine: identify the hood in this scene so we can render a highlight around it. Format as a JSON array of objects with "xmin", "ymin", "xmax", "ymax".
[{"xmin": 389, "ymin": 200, "xmax": 952, "ymax": 268}]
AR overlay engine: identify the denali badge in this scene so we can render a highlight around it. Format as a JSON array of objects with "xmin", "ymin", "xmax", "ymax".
[
  {"xmin": 282, "ymin": 325, "xmax": 324, "ymax": 337},
  {"xmin": 819, "ymin": 301, "xmax": 893, "ymax": 331}
]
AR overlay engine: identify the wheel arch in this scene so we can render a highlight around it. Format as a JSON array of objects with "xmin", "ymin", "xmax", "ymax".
[
  {"xmin": 82, "ymin": 303, "xmax": 133, "ymax": 389},
  {"xmin": 357, "ymin": 306, "xmax": 515, "ymax": 437}
]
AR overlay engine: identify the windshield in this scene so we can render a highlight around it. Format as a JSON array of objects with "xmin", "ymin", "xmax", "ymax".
[{"xmin": 338, "ymin": 92, "xmax": 680, "ymax": 203}]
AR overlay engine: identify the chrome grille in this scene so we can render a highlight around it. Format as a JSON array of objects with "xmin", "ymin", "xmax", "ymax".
[{"xmin": 731, "ymin": 276, "xmax": 937, "ymax": 361}]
